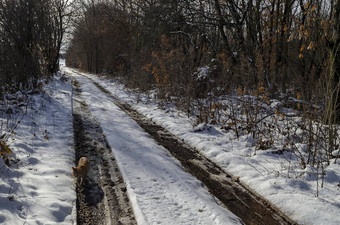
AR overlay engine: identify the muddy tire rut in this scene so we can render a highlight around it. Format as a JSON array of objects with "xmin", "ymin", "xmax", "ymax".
[{"xmin": 72, "ymin": 80, "xmax": 136, "ymax": 225}]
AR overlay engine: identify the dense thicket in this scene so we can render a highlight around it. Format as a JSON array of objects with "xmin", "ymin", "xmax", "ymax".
[
  {"xmin": 0, "ymin": 0, "xmax": 71, "ymax": 95},
  {"xmin": 66, "ymin": 0, "xmax": 340, "ymax": 121}
]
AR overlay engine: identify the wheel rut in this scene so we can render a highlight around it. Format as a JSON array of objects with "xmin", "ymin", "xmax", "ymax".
[{"xmin": 72, "ymin": 79, "xmax": 136, "ymax": 225}]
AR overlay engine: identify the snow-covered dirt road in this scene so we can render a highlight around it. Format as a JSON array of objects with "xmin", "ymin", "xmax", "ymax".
[
  {"xmin": 1, "ymin": 64, "xmax": 337, "ymax": 224},
  {"xmin": 67, "ymin": 70, "xmax": 244, "ymax": 224},
  {"xmin": 66, "ymin": 68, "xmax": 296, "ymax": 225}
]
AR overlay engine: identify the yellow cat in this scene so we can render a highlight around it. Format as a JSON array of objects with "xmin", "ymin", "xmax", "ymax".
[{"xmin": 72, "ymin": 157, "xmax": 89, "ymax": 185}]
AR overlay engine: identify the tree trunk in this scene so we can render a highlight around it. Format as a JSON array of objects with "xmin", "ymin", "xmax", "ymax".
[{"xmin": 328, "ymin": 0, "xmax": 340, "ymax": 123}]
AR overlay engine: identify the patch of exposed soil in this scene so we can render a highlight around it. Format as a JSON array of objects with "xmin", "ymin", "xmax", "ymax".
[
  {"xmin": 88, "ymin": 78, "xmax": 298, "ymax": 225},
  {"xmin": 72, "ymin": 80, "xmax": 136, "ymax": 225}
]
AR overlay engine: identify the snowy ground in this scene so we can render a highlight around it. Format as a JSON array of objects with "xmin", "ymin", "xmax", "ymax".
[
  {"xmin": 0, "ymin": 76, "xmax": 76, "ymax": 224},
  {"xmin": 1, "ymin": 61, "xmax": 339, "ymax": 224},
  {"xmin": 0, "ymin": 63, "xmax": 243, "ymax": 225},
  {"xmin": 68, "ymin": 68, "xmax": 243, "ymax": 224},
  {"xmin": 64, "ymin": 67, "xmax": 340, "ymax": 225}
]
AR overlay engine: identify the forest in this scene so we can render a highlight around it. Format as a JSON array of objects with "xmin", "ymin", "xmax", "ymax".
[
  {"xmin": 64, "ymin": 0, "xmax": 338, "ymax": 121},
  {"xmin": 1, "ymin": 0, "xmax": 340, "ymax": 174},
  {"xmin": 0, "ymin": 0, "xmax": 338, "ymax": 119},
  {"xmin": 0, "ymin": 0, "xmax": 73, "ymax": 91},
  {"xmin": 1, "ymin": 1, "xmax": 340, "ymax": 224}
]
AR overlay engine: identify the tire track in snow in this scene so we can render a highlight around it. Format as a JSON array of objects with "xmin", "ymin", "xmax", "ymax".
[{"xmin": 72, "ymin": 79, "xmax": 136, "ymax": 225}]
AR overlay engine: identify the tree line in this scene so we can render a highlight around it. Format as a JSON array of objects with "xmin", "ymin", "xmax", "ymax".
[
  {"xmin": 0, "ymin": 0, "xmax": 73, "ymax": 95},
  {"xmin": 1, "ymin": 0, "xmax": 340, "ymax": 122},
  {"xmin": 66, "ymin": 0, "xmax": 340, "ymax": 120}
]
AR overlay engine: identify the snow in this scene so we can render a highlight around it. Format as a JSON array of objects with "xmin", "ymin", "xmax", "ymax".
[
  {"xmin": 68, "ymin": 70, "xmax": 243, "ymax": 225},
  {"xmin": 196, "ymin": 66, "xmax": 210, "ymax": 80},
  {"xmin": 68, "ymin": 68, "xmax": 340, "ymax": 225},
  {"xmin": 0, "ymin": 75, "xmax": 76, "ymax": 224},
  {"xmin": 1, "ymin": 61, "xmax": 340, "ymax": 224},
  {"xmin": 0, "ymin": 63, "xmax": 242, "ymax": 224}
]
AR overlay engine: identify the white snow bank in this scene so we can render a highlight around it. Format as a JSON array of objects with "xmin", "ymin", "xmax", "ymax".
[{"xmin": 0, "ymin": 76, "xmax": 76, "ymax": 225}]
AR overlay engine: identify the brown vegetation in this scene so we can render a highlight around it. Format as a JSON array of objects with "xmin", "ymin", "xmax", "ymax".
[{"xmin": 66, "ymin": 1, "xmax": 337, "ymax": 117}]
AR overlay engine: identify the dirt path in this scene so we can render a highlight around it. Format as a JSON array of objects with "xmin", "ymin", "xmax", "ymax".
[
  {"xmin": 86, "ymin": 77, "xmax": 298, "ymax": 225},
  {"xmin": 69, "ymin": 69, "xmax": 298, "ymax": 225},
  {"xmin": 72, "ymin": 80, "xmax": 136, "ymax": 225}
]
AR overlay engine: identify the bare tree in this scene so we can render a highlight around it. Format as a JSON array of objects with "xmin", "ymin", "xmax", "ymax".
[{"xmin": 0, "ymin": 0, "xmax": 74, "ymax": 93}]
